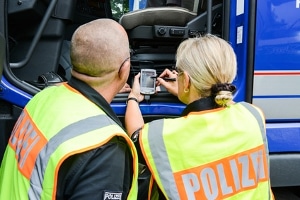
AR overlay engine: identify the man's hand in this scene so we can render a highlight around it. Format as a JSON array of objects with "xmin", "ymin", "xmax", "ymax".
[{"xmin": 119, "ymin": 83, "xmax": 131, "ymax": 93}]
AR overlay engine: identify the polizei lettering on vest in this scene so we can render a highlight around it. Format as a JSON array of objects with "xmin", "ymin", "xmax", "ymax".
[
  {"xmin": 174, "ymin": 145, "xmax": 268, "ymax": 199},
  {"xmin": 9, "ymin": 110, "xmax": 48, "ymax": 178},
  {"xmin": 103, "ymin": 192, "xmax": 122, "ymax": 200}
]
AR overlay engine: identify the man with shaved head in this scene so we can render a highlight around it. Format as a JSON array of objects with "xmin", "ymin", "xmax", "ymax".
[
  {"xmin": 0, "ymin": 19, "xmax": 138, "ymax": 200},
  {"xmin": 71, "ymin": 19, "xmax": 131, "ymax": 95}
]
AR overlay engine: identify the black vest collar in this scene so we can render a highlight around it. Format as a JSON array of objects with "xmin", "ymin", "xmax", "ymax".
[
  {"xmin": 68, "ymin": 77, "xmax": 124, "ymax": 129},
  {"xmin": 181, "ymin": 96, "xmax": 218, "ymax": 116}
]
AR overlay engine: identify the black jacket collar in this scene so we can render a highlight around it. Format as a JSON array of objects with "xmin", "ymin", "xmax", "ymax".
[
  {"xmin": 68, "ymin": 77, "xmax": 124, "ymax": 129},
  {"xmin": 181, "ymin": 96, "xmax": 218, "ymax": 116}
]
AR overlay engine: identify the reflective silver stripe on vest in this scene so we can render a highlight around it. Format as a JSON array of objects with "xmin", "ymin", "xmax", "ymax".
[
  {"xmin": 147, "ymin": 103, "xmax": 271, "ymax": 200},
  {"xmin": 239, "ymin": 102, "xmax": 268, "ymax": 154},
  {"xmin": 148, "ymin": 120, "xmax": 181, "ymax": 199},
  {"xmin": 28, "ymin": 114, "xmax": 115, "ymax": 199},
  {"xmin": 239, "ymin": 102, "xmax": 272, "ymax": 200}
]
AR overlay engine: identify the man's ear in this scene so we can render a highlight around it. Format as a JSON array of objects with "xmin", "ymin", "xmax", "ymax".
[{"xmin": 118, "ymin": 59, "xmax": 130, "ymax": 80}]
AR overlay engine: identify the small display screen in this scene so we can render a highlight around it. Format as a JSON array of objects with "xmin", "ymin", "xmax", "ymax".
[{"xmin": 141, "ymin": 70, "xmax": 155, "ymax": 88}]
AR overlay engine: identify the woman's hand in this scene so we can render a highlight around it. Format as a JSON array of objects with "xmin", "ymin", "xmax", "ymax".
[
  {"xmin": 128, "ymin": 73, "xmax": 145, "ymax": 102},
  {"xmin": 157, "ymin": 69, "xmax": 178, "ymax": 97},
  {"xmin": 125, "ymin": 73, "xmax": 144, "ymax": 136}
]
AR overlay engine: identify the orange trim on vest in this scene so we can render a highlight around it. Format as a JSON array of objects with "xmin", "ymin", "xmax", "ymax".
[
  {"xmin": 173, "ymin": 145, "xmax": 268, "ymax": 199},
  {"xmin": 51, "ymin": 132, "xmax": 134, "ymax": 199},
  {"xmin": 51, "ymin": 140, "xmax": 108, "ymax": 199},
  {"xmin": 147, "ymin": 175, "xmax": 155, "ymax": 200},
  {"xmin": 186, "ymin": 107, "xmax": 224, "ymax": 117},
  {"xmin": 63, "ymin": 82, "xmax": 82, "ymax": 94}
]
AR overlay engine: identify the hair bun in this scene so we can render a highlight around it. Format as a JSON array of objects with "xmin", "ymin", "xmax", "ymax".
[{"xmin": 211, "ymin": 83, "xmax": 236, "ymax": 94}]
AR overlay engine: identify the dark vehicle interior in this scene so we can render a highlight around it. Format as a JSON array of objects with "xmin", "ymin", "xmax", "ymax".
[
  {"xmin": 3, "ymin": 0, "xmax": 224, "ymax": 131},
  {"xmin": 2, "ymin": 0, "xmax": 224, "ymax": 160},
  {"xmin": 6, "ymin": 0, "xmax": 223, "ymax": 99}
]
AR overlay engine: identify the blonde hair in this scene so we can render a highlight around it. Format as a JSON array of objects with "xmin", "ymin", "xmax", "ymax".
[{"xmin": 176, "ymin": 34, "xmax": 237, "ymax": 107}]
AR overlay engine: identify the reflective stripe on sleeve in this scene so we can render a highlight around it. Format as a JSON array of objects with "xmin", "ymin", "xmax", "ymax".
[
  {"xmin": 239, "ymin": 102, "xmax": 272, "ymax": 200},
  {"xmin": 239, "ymin": 102, "xmax": 268, "ymax": 154},
  {"xmin": 148, "ymin": 120, "xmax": 181, "ymax": 199}
]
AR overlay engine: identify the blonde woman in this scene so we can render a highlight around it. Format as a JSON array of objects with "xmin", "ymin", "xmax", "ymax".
[{"xmin": 125, "ymin": 34, "xmax": 274, "ymax": 199}]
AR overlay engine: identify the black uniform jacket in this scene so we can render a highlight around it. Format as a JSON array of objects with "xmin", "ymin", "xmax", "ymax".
[{"xmin": 56, "ymin": 77, "xmax": 132, "ymax": 200}]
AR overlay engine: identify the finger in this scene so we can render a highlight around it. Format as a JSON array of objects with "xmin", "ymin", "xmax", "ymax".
[
  {"xmin": 155, "ymin": 80, "xmax": 161, "ymax": 86},
  {"xmin": 159, "ymin": 69, "xmax": 171, "ymax": 78},
  {"xmin": 133, "ymin": 73, "xmax": 140, "ymax": 85},
  {"xmin": 157, "ymin": 77, "xmax": 167, "ymax": 86},
  {"xmin": 135, "ymin": 72, "xmax": 140, "ymax": 78}
]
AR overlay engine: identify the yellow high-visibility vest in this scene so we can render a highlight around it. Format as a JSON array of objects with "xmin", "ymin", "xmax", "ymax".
[
  {"xmin": 140, "ymin": 102, "xmax": 273, "ymax": 200},
  {"xmin": 0, "ymin": 83, "xmax": 138, "ymax": 200}
]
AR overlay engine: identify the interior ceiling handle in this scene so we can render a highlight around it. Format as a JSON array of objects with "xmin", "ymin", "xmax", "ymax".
[
  {"xmin": 207, "ymin": 0, "xmax": 212, "ymax": 33},
  {"xmin": 10, "ymin": 0, "xmax": 59, "ymax": 69}
]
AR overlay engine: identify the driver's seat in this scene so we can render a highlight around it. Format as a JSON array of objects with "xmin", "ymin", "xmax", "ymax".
[
  {"xmin": 119, "ymin": 0, "xmax": 223, "ymax": 81},
  {"xmin": 119, "ymin": 0, "xmax": 223, "ymax": 48}
]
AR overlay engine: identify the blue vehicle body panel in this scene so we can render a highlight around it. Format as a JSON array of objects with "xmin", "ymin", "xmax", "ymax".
[
  {"xmin": 255, "ymin": 0, "xmax": 300, "ymax": 71},
  {"xmin": 227, "ymin": 0, "xmax": 249, "ymax": 103},
  {"xmin": 267, "ymin": 123, "xmax": 300, "ymax": 153},
  {"xmin": 253, "ymin": 0, "xmax": 300, "ymax": 153},
  {"xmin": 0, "ymin": 76, "xmax": 32, "ymax": 108},
  {"xmin": 112, "ymin": 102, "xmax": 184, "ymax": 116}
]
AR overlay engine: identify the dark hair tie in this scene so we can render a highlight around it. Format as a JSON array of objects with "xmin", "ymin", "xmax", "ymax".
[{"xmin": 211, "ymin": 83, "xmax": 236, "ymax": 94}]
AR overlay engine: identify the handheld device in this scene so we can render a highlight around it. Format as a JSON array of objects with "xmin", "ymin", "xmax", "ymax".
[{"xmin": 140, "ymin": 69, "xmax": 156, "ymax": 95}]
